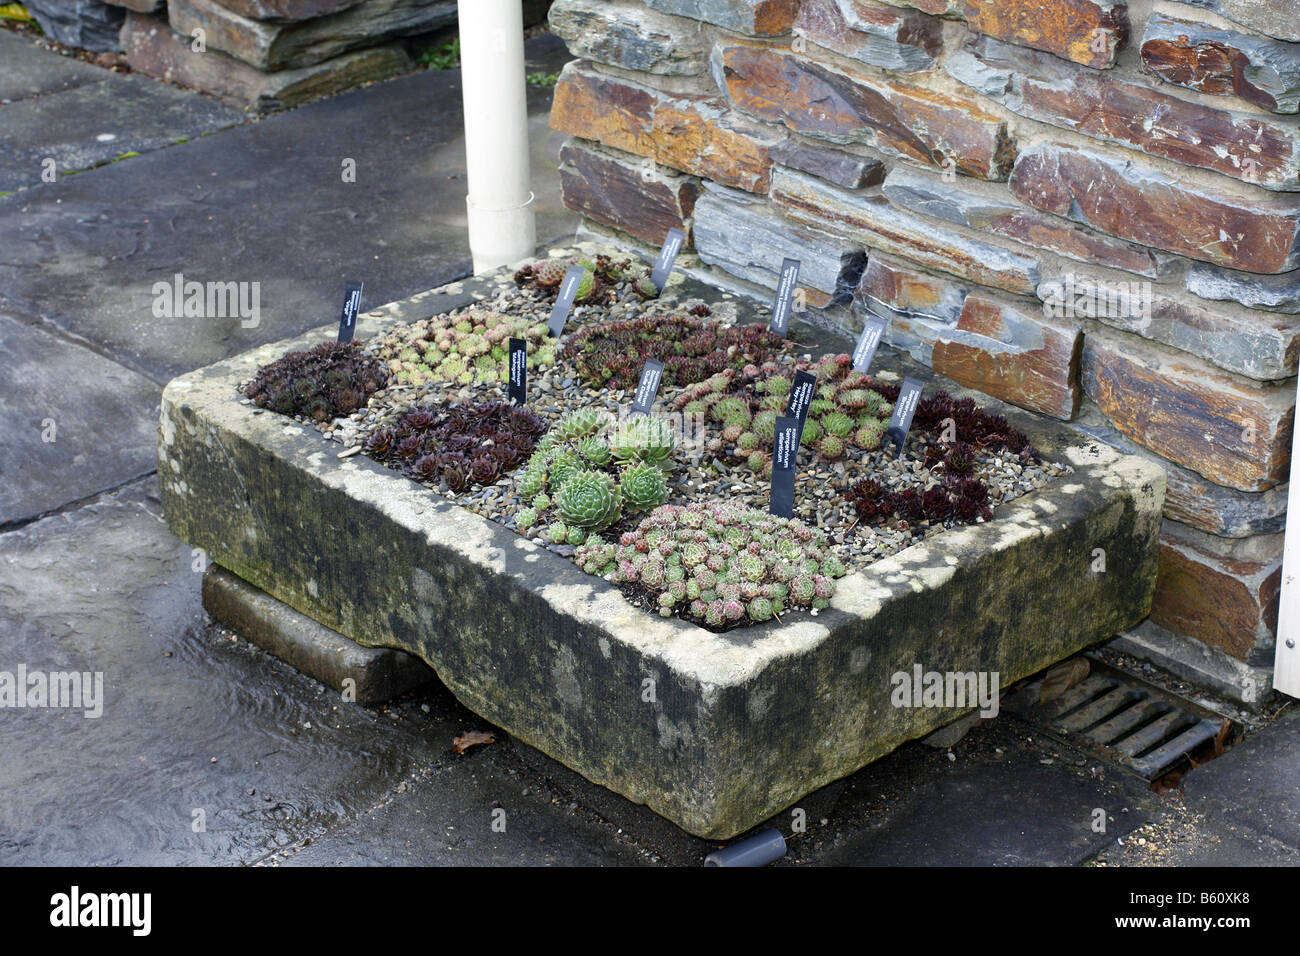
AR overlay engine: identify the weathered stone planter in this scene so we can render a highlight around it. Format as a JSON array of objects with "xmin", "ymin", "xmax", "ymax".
[{"xmin": 159, "ymin": 269, "xmax": 1166, "ymax": 839}]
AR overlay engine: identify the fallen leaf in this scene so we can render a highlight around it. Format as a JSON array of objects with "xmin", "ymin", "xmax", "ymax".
[
  {"xmin": 1039, "ymin": 657, "xmax": 1090, "ymax": 704},
  {"xmin": 452, "ymin": 730, "xmax": 497, "ymax": 755}
]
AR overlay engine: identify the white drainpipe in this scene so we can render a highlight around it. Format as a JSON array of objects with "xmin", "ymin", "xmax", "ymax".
[
  {"xmin": 1274, "ymin": 373, "xmax": 1300, "ymax": 698},
  {"xmin": 458, "ymin": 0, "xmax": 537, "ymax": 274}
]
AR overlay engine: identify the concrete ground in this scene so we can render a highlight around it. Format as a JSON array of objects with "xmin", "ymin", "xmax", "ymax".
[{"xmin": 2, "ymin": 26, "xmax": 1297, "ymax": 867}]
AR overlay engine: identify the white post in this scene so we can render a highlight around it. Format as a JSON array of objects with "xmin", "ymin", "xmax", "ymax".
[
  {"xmin": 457, "ymin": 0, "xmax": 537, "ymax": 274},
  {"xmin": 1276, "ymin": 374, "xmax": 1300, "ymax": 698}
]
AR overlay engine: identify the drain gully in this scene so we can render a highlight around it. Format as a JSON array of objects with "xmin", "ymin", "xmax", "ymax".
[{"xmin": 1003, "ymin": 657, "xmax": 1232, "ymax": 780}]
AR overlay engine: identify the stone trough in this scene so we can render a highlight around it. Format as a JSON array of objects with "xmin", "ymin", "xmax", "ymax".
[{"xmin": 159, "ymin": 268, "xmax": 1166, "ymax": 839}]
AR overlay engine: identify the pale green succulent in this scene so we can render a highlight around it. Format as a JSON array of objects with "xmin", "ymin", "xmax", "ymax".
[
  {"xmin": 620, "ymin": 461, "xmax": 670, "ymax": 514},
  {"xmin": 556, "ymin": 470, "xmax": 622, "ymax": 531},
  {"xmin": 553, "ymin": 407, "xmax": 608, "ymax": 443},
  {"xmin": 373, "ymin": 307, "xmax": 553, "ymax": 388},
  {"xmin": 610, "ymin": 416, "xmax": 677, "ymax": 465}
]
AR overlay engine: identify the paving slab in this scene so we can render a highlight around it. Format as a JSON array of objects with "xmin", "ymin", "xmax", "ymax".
[
  {"xmin": 0, "ymin": 30, "xmax": 106, "ymax": 102},
  {"xmin": 0, "ymin": 40, "xmax": 247, "ymax": 192},
  {"xmin": 0, "ymin": 479, "xmax": 452, "ymax": 865},
  {"xmin": 0, "ymin": 34, "xmax": 578, "ymax": 384},
  {"xmin": 281, "ymin": 735, "xmax": 650, "ymax": 866},
  {"xmin": 811, "ymin": 715, "xmax": 1155, "ymax": 866},
  {"xmin": 0, "ymin": 313, "xmax": 162, "ymax": 525},
  {"xmin": 1183, "ymin": 707, "xmax": 1300, "ymax": 851}
]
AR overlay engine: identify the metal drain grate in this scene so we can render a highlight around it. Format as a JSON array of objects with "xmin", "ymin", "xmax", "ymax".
[{"xmin": 1003, "ymin": 659, "xmax": 1229, "ymax": 779}]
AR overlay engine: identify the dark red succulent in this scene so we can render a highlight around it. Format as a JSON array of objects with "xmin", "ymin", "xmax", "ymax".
[
  {"xmin": 245, "ymin": 341, "xmax": 387, "ymax": 422},
  {"xmin": 362, "ymin": 400, "xmax": 546, "ymax": 491},
  {"xmin": 469, "ymin": 455, "xmax": 500, "ymax": 486},
  {"xmin": 945, "ymin": 441, "xmax": 976, "ymax": 475}
]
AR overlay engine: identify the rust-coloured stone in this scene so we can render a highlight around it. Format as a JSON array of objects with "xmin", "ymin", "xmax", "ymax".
[
  {"xmin": 794, "ymin": 0, "xmax": 944, "ymax": 71},
  {"xmin": 1152, "ymin": 528, "xmax": 1282, "ymax": 660},
  {"xmin": 882, "ymin": 165, "xmax": 1170, "ymax": 278},
  {"xmin": 856, "ymin": 258, "xmax": 1080, "ymax": 418},
  {"xmin": 558, "ymin": 140, "xmax": 700, "ymax": 247},
  {"xmin": 712, "ymin": 41, "xmax": 1016, "ymax": 180},
  {"xmin": 1082, "ymin": 331, "xmax": 1294, "ymax": 491},
  {"xmin": 1010, "ymin": 143, "xmax": 1300, "ymax": 273},
  {"xmin": 550, "ymin": 61, "xmax": 778, "ymax": 192},
  {"xmin": 1141, "ymin": 13, "xmax": 1300, "ymax": 115},
  {"xmin": 959, "ymin": 0, "xmax": 1129, "ymax": 68},
  {"xmin": 771, "ymin": 168, "xmax": 1042, "ymax": 294},
  {"xmin": 947, "ymin": 35, "xmax": 1300, "ymax": 191},
  {"xmin": 932, "ymin": 293, "xmax": 1082, "ymax": 420},
  {"xmin": 1071, "ymin": 409, "xmax": 1289, "ymax": 537},
  {"xmin": 854, "ymin": 254, "xmax": 969, "ymax": 365}
]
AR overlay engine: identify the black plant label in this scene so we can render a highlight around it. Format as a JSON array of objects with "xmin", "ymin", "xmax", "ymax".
[
  {"xmin": 885, "ymin": 376, "xmax": 924, "ymax": 456},
  {"xmin": 650, "ymin": 227, "xmax": 685, "ymax": 292},
  {"xmin": 852, "ymin": 315, "xmax": 888, "ymax": 373},
  {"xmin": 548, "ymin": 264, "xmax": 585, "ymax": 338},
  {"xmin": 508, "ymin": 338, "xmax": 527, "ymax": 406},
  {"xmin": 785, "ymin": 370, "xmax": 817, "ymax": 444},
  {"xmin": 630, "ymin": 358, "xmax": 664, "ymax": 416},
  {"xmin": 768, "ymin": 258, "xmax": 801, "ymax": 336},
  {"xmin": 770, "ymin": 416, "xmax": 800, "ymax": 518},
  {"xmin": 337, "ymin": 280, "xmax": 363, "ymax": 344}
]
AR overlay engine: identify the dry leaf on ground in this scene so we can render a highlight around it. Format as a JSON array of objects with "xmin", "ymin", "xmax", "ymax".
[
  {"xmin": 1039, "ymin": 657, "xmax": 1090, "ymax": 704},
  {"xmin": 452, "ymin": 730, "xmax": 497, "ymax": 754}
]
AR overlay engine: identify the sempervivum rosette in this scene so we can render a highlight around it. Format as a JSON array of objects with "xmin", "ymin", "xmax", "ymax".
[{"xmin": 555, "ymin": 471, "xmax": 622, "ymax": 532}]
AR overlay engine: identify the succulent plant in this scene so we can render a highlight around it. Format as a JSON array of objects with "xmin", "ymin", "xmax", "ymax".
[
  {"xmin": 632, "ymin": 275, "xmax": 660, "ymax": 300},
  {"xmin": 609, "ymin": 416, "xmax": 678, "ymax": 465},
  {"xmin": 515, "ymin": 409, "xmax": 680, "ymax": 535},
  {"xmin": 845, "ymin": 468, "xmax": 994, "ymax": 529},
  {"xmin": 549, "ymin": 407, "xmax": 606, "ymax": 443},
  {"xmin": 620, "ymin": 460, "xmax": 670, "ymax": 514},
  {"xmin": 245, "ymin": 341, "xmax": 388, "ymax": 422},
  {"xmin": 372, "ymin": 307, "xmax": 557, "ymax": 387},
  {"xmin": 514, "ymin": 253, "xmax": 648, "ymax": 305},
  {"xmin": 363, "ymin": 400, "xmax": 545, "ymax": 492},
  {"xmin": 574, "ymin": 502, "xmax": 845, "ymax": 628},
  {"xmin": 561, "ymin": 314, "xmax": 790, "ymax": 391},
  {"xmin": 555, "ymin": 470, "xmax": 622, "ymax": 530},
  {"xmin": 671, "ymin": 352, "xmax": 894, "ymax": 475}
]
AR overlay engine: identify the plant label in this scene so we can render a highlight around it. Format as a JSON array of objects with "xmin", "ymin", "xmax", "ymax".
[
  {"xmin": 852, "ymin": 315, "xmax": 888, "ymax": 373},
  {"xmin": 337, "ymin": 280, "xmax": 363, "ymax": 344},
  {"xmin": 770, "ymin": 416, "xmax": 800, "ymax": 518},
  {"xmin": 630, "ymin": 359, "xmax": 664, "ymax": 416},
  {"xmin": 548, "ymin": 264, "xmax": 585, "ymax": 337},
  {"xmin": 884, "ymin": 376, "xmax": 924, "ymax": 457},
  {"xmin": 768, "ymin": 258, "xmax": 801, "ymax": 336},
  {"xmin": 650, "ymin": 227, "xmax": 685, "ymax": 292},
  {"xmin": 785, "ymin": 370, "xmax": 817, "ymax": 443},
  {"xmin": 508, "ymin": 338, "xmax": 527, "ymax": 406}
]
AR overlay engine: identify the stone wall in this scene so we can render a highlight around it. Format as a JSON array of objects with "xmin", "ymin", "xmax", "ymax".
[
  {"xmin": 546, "ymin": 0, "xmax": 1299, "ymax": 703},
  {"xmin": 25, "ymin": 1, "xmax": 552, "ymax": 112}
]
